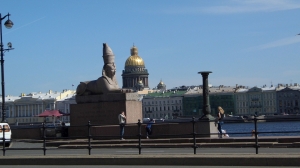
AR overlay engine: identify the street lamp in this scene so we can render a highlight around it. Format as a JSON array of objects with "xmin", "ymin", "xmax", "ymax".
[{"xmin": 0, "ymin": 13, "xmax": 14, "ymax": 123}]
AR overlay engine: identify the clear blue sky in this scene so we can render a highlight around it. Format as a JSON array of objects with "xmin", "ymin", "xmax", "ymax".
[{"xmin": 1, "ymin": 0, "xmax": 300, "ymax": 96}]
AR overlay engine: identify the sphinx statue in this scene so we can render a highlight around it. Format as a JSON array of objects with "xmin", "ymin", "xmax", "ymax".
[{"xmin": 76, "ymin": 43, "xmax": 122, "ymax": 96}]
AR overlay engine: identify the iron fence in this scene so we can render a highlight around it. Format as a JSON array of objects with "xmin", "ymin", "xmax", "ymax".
[{"xmin": 1, "ymin": 115, "xmax": 300, "ymax": 156}]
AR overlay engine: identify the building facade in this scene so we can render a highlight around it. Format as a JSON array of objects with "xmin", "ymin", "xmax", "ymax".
[
  {"xmin": 235, "ymin": 86, "xmax": 277, "ymax": 115},
  {"xmin": 276, "ymin": 84, "xmax": 300, "ymax": 114},
  {"xmin": 140, "ymin": 83, "xmax": 300, "ymax": 119},
  {"xmin": 142, "ymin": 90, "xmax": 185, "ymax": 119},
  {"xmin": 183, "ymin": 85, "xmax": 235, "ymax": 117},
  {"xmin": 0, "ymin": 89, "xmax": 76, "ymax": 124}
]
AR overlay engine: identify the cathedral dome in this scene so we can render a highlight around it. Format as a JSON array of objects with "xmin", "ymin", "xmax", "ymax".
[
  {"xmin": 125, "ymin": 45, "xmax": 145, "ymax": 67},
  {"xmin": 157, "ymin": 80, "xmax": 166, "ymax": 90}
]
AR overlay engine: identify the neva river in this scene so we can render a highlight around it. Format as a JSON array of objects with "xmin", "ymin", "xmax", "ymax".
[{"xmin": 222, "ymin": 121, "xmax": 300, "ymax": 137}]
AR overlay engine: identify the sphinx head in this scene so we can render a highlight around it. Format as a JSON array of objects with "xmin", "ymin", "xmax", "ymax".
[{"xmin": 102, "ymin": 63, "xmax": 116, "ymax": 79}]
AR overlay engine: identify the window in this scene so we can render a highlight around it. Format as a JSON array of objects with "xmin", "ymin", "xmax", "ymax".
[{"xmin": 279, "ymin": 100, "xmax": 282, "ymax": 107}]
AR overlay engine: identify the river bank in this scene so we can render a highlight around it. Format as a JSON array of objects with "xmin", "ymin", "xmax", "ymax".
[{"xmin": 223, "ymin": 114, "xmax": 300, "ymax": 123}]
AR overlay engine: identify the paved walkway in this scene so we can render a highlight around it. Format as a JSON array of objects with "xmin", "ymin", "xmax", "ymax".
[
  {"xmin": 2, "ymin": 137, "xmax": 299, "ymax": 166},
  {"xmin": 16, "ymin": 136, "xmax": 300, "ymax": 148},
  {"xmin": 0, "ymin": 154, "xmax": 299, "ymax": 166}
]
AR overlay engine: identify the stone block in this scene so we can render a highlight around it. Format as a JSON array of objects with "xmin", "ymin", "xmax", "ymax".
[{"xmin": 69, "ymin": 93, "xmax": 142, "ymax": 137}]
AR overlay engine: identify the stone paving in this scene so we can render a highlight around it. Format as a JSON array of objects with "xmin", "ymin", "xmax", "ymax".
[{"xmin": 1, "ymin": 137, "xmax": 300, "ymax": 166}]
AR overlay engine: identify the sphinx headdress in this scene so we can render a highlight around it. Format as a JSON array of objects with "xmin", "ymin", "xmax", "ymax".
[{"xmin": 102, "ymin": 43, "xmax": 115, "ymax": 64}]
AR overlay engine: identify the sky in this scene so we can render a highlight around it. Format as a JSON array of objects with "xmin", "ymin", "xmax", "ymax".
[{"xmin": 1, "ymin": 0, "xmax": 300, "ymax": 96}]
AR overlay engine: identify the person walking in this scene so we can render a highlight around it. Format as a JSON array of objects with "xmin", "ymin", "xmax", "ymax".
[
  {"xmin": 221, "ymin": 129, "xmax": 229, "ymax": 137},
  {"xmin": 217, "ymin": 106, "xmax": 225, "ymax": 138},
  {"xmin": 118, "ymin": 111, "xmax": 126, "ymax": 140},
  {"xmin": 146, "ymin": 118, "xmax": 155, "ymax": 139}
]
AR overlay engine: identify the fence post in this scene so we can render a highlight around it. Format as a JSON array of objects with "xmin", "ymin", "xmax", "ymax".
[
  {"xmin": 192, "ymin": 117, "xmax": 197, "ymax": 154},
  {"xmin": 87, "ymin": 121, "xmax": 92, "ymax": 155},
  {"xmin": 254, "ymin": 114, "xmax": 259, "ymax": 154},
  {"xmin": 137, "ymin": 119, "xmax": 142, "ymax": 154},
  {"xmin": 42, "ymin": 121, "xmax": 47, "ymax": 156},
  {"xmin": 2, "ymin": 125, "xmax": 5, "ymax": 156}
]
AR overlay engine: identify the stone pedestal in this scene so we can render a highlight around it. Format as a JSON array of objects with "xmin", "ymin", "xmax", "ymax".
[
  {"xmin": 197, "ymin": 119, "xmax": 219, "ymax": 138},
  {"xmin": 69, "ymin": 93, "xmax": 142, "ymax": 137},
  {"xmin": 91, "ymin": 120, "xmax": 219, "ymax": 140}
]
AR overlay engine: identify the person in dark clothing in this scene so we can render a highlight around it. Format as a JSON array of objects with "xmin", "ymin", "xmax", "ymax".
[
  {"xmin": 146, "ymin": 118, "xmax": 155, "ymax": 139},
  {"xmin": 217, "ymin": 106, "xmax": 225, "ymax": 138},
  {"xmin": 61, "ymin": 122, "xmax": 68, "ymax": 137}
]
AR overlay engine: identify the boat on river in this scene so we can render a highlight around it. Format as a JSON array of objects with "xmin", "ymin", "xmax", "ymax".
[
  {"xmin": 264, "ymin": 114, "xmax": 300, "ymax": 122},
  {"xmin": 223, "ymin": 115, "xmax": 245, "ymax": 123},
  {"xmin": 243, "ymin": 115, "xmax": 266, "ymax": 122}
]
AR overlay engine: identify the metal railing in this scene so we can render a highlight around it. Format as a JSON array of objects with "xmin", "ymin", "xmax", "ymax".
[{"xmin": 1, "ymin": 115, "xmax": 300, "ymax": 156}]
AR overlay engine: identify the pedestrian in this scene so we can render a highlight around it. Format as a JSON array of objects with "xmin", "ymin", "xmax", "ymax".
[
  {"xmin": 221, "ymin": 129, "xmax": 229, "ymax": 137},
  {"xmin": 118, "ymin": 111, "xmax": 126, "ymax": 140},
  {"xmin": 146, "ymin": 118, "xmax": 155, "ymax": 139},
  {"xmin": 251, "ymin": 130, "xmax": 257, "ymax": 137},
  {"xmin": 61, "ymin": 122, "xmax": 68, "ymax": 137},
  {"xmin": 217, "ymin": 106, "xmax": 225, "ymax": 138}
]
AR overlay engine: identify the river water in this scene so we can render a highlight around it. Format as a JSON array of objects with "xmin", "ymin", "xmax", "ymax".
[{"xmin": 222, "ymin": 121, "xmax": 300, "ymax": 137}]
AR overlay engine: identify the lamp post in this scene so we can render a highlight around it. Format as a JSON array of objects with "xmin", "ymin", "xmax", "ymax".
[{"xmin": 0, "ymin": 13, "xmax": 14, "ymax": 123}]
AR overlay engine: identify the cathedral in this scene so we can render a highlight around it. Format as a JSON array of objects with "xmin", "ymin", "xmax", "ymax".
[{"xmin": 122, "ymin": 45, "xmax": 149, "ymax": 91}]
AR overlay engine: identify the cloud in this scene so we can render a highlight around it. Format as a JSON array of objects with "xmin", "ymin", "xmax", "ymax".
[
  {"xmin": 251, "ymin": 36, "xmax": 300, "ymax": 50},
  {"xmin": 163, "ymin": 0, "xmax": 300, "ymax": 14}
]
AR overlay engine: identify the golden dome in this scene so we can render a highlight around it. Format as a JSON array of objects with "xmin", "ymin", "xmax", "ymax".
[{"xmin": 125, "ymin": 45, "xmax": 145, "ymax": 67}]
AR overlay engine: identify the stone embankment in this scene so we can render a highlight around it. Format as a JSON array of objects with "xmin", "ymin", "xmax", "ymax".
[{"xmin": 17, "ymin": 136, "xmax": 300, "ymax": 149}]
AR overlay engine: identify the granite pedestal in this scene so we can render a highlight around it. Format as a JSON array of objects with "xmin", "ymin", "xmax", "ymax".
[{"xmin": 69, "ymin": 93, "xmax": 142, "ymax": 137}]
